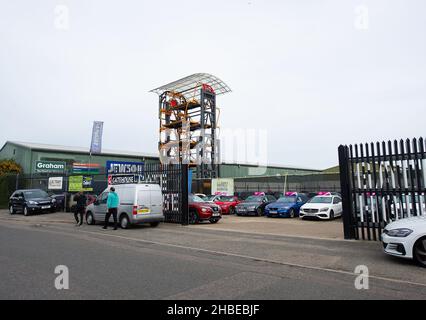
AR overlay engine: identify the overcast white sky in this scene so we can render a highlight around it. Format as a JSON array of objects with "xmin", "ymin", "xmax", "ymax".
[{"xmin": 1, "ymin": 0, "xmax": 425, "ymax": 170}]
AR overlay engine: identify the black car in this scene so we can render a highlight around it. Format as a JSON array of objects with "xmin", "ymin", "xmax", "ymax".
[
  {"xmin": 9, "ymin": 189, "xmax": 57, "ymax": 216},
  {"xmin": 235, "ymin": 194, "xmax": 277, "ymax": 216}
]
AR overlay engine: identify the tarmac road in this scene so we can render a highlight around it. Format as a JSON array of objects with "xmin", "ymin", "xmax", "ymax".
[{"xmin": 0, "ymin": 211, "xmax": 425, "ymax": 300}]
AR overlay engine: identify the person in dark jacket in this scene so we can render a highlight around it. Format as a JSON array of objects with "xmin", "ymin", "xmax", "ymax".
[{"xmin": 74, "ymin": 192, "xmax": 87, "ymax": 226}]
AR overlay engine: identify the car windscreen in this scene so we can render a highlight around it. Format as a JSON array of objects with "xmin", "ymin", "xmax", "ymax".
[
  {"xmin": 205, "ymin": 196, "xmax": 216, "ymax": 201},
  {"xmin": 245, "ymin": 196, "xmax": 263, "ymax": 202},
  {"xmin": 308, "ymin": 197, "xmax": 332, "ymax": 204},
  {"xmin": 189, "ymin": 194, "xmax": 205, "ymax": 203},
  {"xmin": 277, "ymin": 196, "xmax": 296, "ymax": 203},
  {"xmin": 23, "ymin": 190, "xmax": 48, "ymax": 199}
]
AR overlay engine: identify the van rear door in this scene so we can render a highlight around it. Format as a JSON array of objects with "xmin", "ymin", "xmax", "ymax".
[
  {"xmin": 150, "ymin": 187, "xmax": 163, "ymax": 214},
  {"xmin": 136, "ymin": 188, "xmax": 151, "ymax": 215}
]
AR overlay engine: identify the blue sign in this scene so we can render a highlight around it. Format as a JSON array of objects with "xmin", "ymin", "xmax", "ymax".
[
  {"xmin": 106, "ymin": 161, "xmax": 145, "ymax": 176},
  {"xmin": 90, "ymin": 121, "xmax": 104, "ymax": 154}
]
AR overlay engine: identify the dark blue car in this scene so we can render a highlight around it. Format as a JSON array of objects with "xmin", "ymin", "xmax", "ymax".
[{"xmin": 265, "ymin": 194, "xmax": 308, "ymax": 218}]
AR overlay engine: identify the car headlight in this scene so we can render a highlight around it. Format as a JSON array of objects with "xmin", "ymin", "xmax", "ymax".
[
  {"xmin": 320, "ymin": 207, "xmax": 329, "ymax": 212},
  {"xmin": 28, "ymin": 201, "xmax": 38, "ymax": 205},
  {"xmin": 52, "ymin": 199, "xmax": 57, "ymax": 203},
  {"xmin": 201, "ymin": 207, "xmax": 211, "ymax": 212},
  {"xmin": 385, "ymin": 228, "xmax": 413, "ymax": 238}
]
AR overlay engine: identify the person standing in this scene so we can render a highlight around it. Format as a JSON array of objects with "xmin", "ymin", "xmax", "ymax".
[
  {"xmin": 74, "ymin": 192, "xmax": 87, "ymax": 226},
  {"xmin": 103, "ymin": 187, "xmax": 119, "ymax": 230}
]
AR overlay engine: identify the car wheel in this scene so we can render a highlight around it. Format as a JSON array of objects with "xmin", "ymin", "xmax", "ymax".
[
  {"xmin": 120, "ymin": 214, "xmax": 130, "ymax": 229},
  {"xmin": 256, "ymin": 207, "xmax": 263, "ymax": 216},
  {"xmin": 329, "ymin": 210, "xmax": 335, "ymax": 220},
  {"xmin": 289, "ymin": 209, "xmax": 295, "ymax": 218},
  {"xmin": 23, "ymin": 206, "xmax": 29, "ymax": 216},
  {"xmin": 229, "ymin": 207, "xmax": 235, "ymax": 215},
  {"xmin": 414, "ymin": 237, "xmax": 426, "ymax": 268},
  {"xmin": 150, "ymin": 222, "xmax": 160, "ymax": 228},
  {"xmin": 86, "ymin": 211, "xmax": 95, "ymax": 225},
  {"xmin": 189, "ymin": 210, "xmax": 199, "ymax": 224},
  {"xmin": 9, "ymin": 205, "xmax": 15, "ymax": 215},
  {"xmin": 209, "ymin": 219, "xmax": 219, "ymax": 224}
]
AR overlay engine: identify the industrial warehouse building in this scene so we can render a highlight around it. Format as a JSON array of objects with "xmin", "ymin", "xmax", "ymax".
[{"xmin": 0, "ymin": 141, "xmax": 339, "ymax": 195}]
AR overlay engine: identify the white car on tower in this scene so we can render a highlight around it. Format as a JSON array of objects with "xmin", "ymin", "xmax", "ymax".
[
  {"xmin": 382, "ymin": 216, "xmax": 426, "ymax": 267},
  {"xmin": 299, "ymin": 193, "xmax": 343, "ymax": 220}
]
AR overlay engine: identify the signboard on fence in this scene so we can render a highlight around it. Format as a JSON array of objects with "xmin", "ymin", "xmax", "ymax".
[
  {"xmin": 35, "ymin": 161, "xmax": 66, "ymax": 173},
  {"xmin": 48, "ymin": 177, "xmax": 63, "ymax": 190},
  {"xmin": 211, "ymin": 178, "xmax": 234, "ymax": 196},
  {"xmin": 108, "ymin": 174, "xmax": 142, "ymax": 186},
  {"xmin": 68, "ymin": 176, "xmax": 93, "ymax": 192}
]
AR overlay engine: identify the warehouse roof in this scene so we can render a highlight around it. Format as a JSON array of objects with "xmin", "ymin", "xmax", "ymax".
[{"xmin": 2, "ymin": 141, "xmax": 159, "ymax": 159}]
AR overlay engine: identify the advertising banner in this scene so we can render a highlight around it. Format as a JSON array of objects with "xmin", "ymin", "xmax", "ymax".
[
  {"xmin": 68, "ymin": 176, "xmax": 94, "ymax": 192},
  {"xmin": 211, "ymin": 178, "xmax": 234, "ymax": 196},
  {"xmin": 48, "ymin": 177, "xmax": 63, "ymax": 190},
  {"xmin": 90, "ymin": 121, "xmax": 104, "ymax": 154},
  {"xmin": 72, "ymin": 163, "xmax": 101, "ymax": 174},
  {"xmin": 35, "ymin": 161, "xmax": 66, "ymax": 173}
]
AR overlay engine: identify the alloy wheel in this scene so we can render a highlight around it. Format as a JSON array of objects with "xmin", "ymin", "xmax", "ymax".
[{"xmin": 414, "ymin": 238, "xmax": 426, "ymax": 267}]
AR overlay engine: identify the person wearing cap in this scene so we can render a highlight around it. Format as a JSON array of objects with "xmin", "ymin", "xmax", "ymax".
[{"xmin": 103, "ymin": 187, "xmax": 119, "ymax": 230}]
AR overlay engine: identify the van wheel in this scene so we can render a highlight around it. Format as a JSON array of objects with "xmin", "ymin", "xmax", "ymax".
[
  {"xmin": 23, "ymin": 206, "xmax": 29, "ymax": 216},
  {"xmin": 120, "ymin": 214, "xmax": 130, "ymax": 229},
  {"xmin": 86, "ymin": 212, "xmax": 95, "ymax": 225},
  {"xmin": 150, "ymin": 222, "xmax": 160, "ymax": 228}
]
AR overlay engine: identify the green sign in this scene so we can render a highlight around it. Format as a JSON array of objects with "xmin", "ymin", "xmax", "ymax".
[
  {"xmin": 35, "ymin": 160, "xmax": 66, "ymax": 173},
  {"xmin": 68, "ymin": 176, "xmax": 93, "ymax": 192}
]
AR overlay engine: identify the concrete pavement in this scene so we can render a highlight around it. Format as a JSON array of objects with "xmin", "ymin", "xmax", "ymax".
[{"xmin": 0, "ymin": 210, "xmax": 425, "ymax": 300}]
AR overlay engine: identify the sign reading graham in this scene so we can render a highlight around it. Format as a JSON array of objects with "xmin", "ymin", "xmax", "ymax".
[{"xmin": 35, "ymin": 161, "xmax": 66, "ymax": 173}]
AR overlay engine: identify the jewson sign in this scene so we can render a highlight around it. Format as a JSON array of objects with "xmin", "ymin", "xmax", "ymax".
[
  {"xmin": 106, "ymin": 161, "xmax": 145, "ymax": 176},
  {"xmin": 35, "ymin": 161, "xmax": 66, "ymax": 173}
]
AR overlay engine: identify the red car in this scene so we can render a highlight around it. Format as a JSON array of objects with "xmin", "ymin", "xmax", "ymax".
[
  {"xmin": 206, "ymin": 195, "xmax": 241, "ymax": 215},
  {"xmin": 189, "ymin": 194, "xmax": 222, "ymax": 224}
]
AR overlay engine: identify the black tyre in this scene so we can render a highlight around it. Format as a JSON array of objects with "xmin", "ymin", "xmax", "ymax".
[
  {"xmin": 23, "ymin": 206, "xmax": 30, "ymax": 216},
  {"xmin": 414, "ymin": 237, "xmax": 426, "ymax": 268},
  {"xmin": 189, "ymin": 210, "xmax": 199, "ymax": 224},
  {"xmin": 329, "ymin": 210, "xmax": 335, "ymax": 220},
  {"xmin": 229, "ymin": 206, "xmax": 235, "ymax": 215},
  {"xmin": 9, "ymin": 205, "xmax": 15, "ymax": 215},
  {"xmin": 256, "ymin": 207, "xmax": 263, "ymax": 216},
  {"xmin": 120, "ymin": 214, "xmax": 130, "ymax": 229},
  {"xmin": 150, "ymin": 222, "xmax": 160, "ymax": 228},
  {"xmin": 86, "ymin": 211, "xmax": 96, "ymax": 225},
  {"xmin": 289, "ymin": 209, "xmax": 295, "ymax": 218}
]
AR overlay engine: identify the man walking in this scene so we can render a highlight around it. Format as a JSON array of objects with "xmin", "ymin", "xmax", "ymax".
[
  {"xmin": 103, "ymin": 187, "xmax": 119, "ymax": 230},
  {"xmin": 74, "ymin": 191, "xmax": 87, "ymax": 226}
]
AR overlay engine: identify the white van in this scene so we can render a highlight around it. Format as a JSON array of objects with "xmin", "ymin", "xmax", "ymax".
[{"xmin": 85, "ymin": 184, "xmax": 164, "ymax": 229}]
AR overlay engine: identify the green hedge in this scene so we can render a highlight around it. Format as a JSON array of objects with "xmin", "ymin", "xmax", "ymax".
[{"xmin": 0, "ymin": 175, "xmax": 14, "ymax": 209}]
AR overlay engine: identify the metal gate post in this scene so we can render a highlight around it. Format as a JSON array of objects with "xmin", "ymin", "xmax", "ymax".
[
  {"xmin": 339, "ymin": 145, "xmax": 356, "ymax": 239},
  {"xmin": 181, "ymin": 164, "xmax": 189, "ymax": 225}
]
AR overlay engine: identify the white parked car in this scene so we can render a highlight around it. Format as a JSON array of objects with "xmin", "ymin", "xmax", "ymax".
[
  {"xmin": 299, "ymin": 195, "xmax": 343, "ymax": 220},
  {"xmin": 382, "ymin": 216, "xmax": 426, "ymax": 267}
]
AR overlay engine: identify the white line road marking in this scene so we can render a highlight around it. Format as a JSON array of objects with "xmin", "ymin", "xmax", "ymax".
[{"xmin": 42, "ymin": 224, "xmax": 426, "ymax": 289}]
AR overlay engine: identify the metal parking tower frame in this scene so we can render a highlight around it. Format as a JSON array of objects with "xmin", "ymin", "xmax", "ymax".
[{"xmin": 151, "ymin": 73, "xmax": 231, "ymax": 179}]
